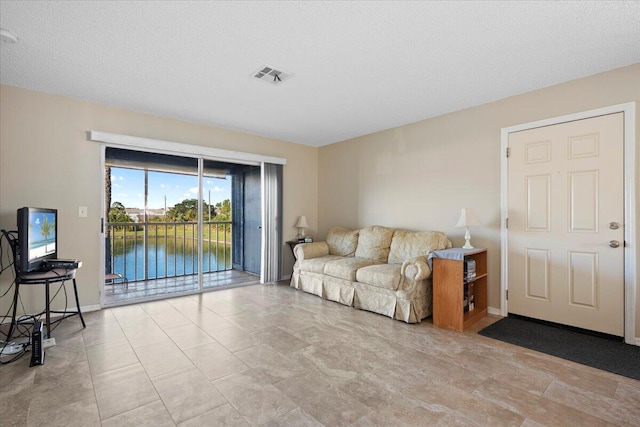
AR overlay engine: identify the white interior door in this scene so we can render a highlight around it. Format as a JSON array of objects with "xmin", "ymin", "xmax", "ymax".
[{"xmin": 507, "ymin": 113, "xmax": 624, "ymax": 336}]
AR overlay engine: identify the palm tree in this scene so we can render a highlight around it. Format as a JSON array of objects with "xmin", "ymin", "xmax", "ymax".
[{"xmin": 40, "ymin": 216, "xmax": 53, "ymax": 241}]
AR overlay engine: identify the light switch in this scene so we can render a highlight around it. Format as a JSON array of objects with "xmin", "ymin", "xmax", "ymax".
[{"xmin": 79, "ymin": 206, "xmax": 88, "ymax": 217}]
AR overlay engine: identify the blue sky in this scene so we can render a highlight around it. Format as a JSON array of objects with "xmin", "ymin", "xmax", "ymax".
[{"xmin": 110, "ymin": 167, "xmax": 231, "ymax": 209}]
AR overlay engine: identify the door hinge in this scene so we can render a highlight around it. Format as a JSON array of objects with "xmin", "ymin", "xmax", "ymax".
[
  {"xmin": 101, "ymin": 217, "xmax": 104, "ymax": 233},
  {"xmin": 506, "ymin": 147, "xmax": 510, "ymax": 158},
  {"xmin": 505, "ymin": 218, "xmax": 508, "ymax": 229},
  {"xmin": 506, "ymin": 289, "xmax": 509, "ymax": 300}
]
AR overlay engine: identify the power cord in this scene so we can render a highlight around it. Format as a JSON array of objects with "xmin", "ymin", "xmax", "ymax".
[{"xmin": 0, "ymin": 232, "xmax": 70, "ymax": 364}]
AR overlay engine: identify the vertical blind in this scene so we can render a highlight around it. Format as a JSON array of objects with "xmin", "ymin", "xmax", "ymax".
[{"xmin": 261, "ymin": 163, "xmax": 283, "ymax": 283}]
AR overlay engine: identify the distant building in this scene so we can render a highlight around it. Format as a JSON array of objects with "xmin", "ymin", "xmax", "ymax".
[{"xmin": 124, "ymin": 208, "xmax": 168, "ymax": 222}]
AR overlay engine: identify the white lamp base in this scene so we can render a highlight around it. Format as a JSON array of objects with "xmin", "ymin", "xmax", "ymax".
[
  {"xmin": 462, "ymin": 227, "xmax": 474, "ymax": 249},
  {"xmin": 297, "ymin": 227, "xmax": 306, "ymax": 240}
]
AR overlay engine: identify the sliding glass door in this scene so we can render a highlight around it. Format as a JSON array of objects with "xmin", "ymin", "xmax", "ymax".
[
  {"xmin": 201, "ymin": 159, "xmax": 235, "ymax": 290},
  {"xmin": 104, "ymin": 148, "xmax": 243, "ymax": 304},
  {"xmin": 100, "ymin": 144, "xmax": 283, "ymax": 306}
]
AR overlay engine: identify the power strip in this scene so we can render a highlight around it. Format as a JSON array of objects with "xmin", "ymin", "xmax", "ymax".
[
  {"xmin": 0, "ymin": 337, "xmax": 56, "ymax": 355},
  {"xmin": 0, "ymin": 342, "xmax": 27, "ymax": 356}
]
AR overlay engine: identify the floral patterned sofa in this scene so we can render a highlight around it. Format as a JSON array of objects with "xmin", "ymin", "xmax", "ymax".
[{"xmin": 290, "ymin": 225, "xmax": 451, "ymax": 323}]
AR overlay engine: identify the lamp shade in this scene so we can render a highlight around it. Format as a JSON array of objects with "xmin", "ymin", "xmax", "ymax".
[
  {"xmin": 296, "ymin": 216, "xmax": 309, "ymax": 228},
  {"xmin": 456, "ymin": 208, "xmax": 480, "ymax": 227}
]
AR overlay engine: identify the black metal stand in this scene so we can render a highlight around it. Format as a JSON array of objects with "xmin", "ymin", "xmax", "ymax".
[{"xmin": 7, "ymin": 268, "xmax": 86, "ymax": 340}]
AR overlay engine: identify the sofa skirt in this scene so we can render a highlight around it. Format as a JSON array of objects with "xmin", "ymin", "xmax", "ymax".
[{"xmin": 290, "ymin": 271, "xmax": 432, "ymax": 323}]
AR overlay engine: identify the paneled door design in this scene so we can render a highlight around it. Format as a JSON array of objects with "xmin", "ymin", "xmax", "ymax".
[{"xmin": 507, "ymin": 113, "xmax": 624, "ymax": 336}]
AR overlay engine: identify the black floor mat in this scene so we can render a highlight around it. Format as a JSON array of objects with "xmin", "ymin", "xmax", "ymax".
[{"xmin": 478, "ymin": 316, "xmax": 640, "ymax": 380}]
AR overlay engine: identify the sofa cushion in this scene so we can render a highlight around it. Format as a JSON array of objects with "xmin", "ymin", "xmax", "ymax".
[
  {"xmin": 323, "ymin": 257, "xmax": 380, "ymax": 281},
  {"xmin": 294, "ymin": 241, "xmax": 329, "ymax": 261},
  {"xmin": 355, "ymin": 264, "xmax": 402, "ymax": 291},
  {"xmin": 326, "ymin": 227, "xmax": 359, "ymax": 256},
  {"xmin": 388, "ymin": 230, "xmax": 452, "ymax": 264},
  {"xmin": 297, "ymin": 255, "xmax": 343, "ymax": 274},
  {"xmin": 354, "ymin": 226, "xmax": 394, "ymax": 262}
]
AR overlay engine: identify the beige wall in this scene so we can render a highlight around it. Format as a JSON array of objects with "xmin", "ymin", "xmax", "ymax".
[
  {"xmin": 0, "ymin": 85, "xmax": 317, "ymax": 314},
  {"xmin": 2, "ymin": 63, "xmax": 638, "ymax": 339},
  {"xmin": 318, "ymin": 63, "xmax": 640, "ymax": 338}
]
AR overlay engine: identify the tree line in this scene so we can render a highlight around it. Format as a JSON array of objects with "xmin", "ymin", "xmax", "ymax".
[{"xmin": 108, "ymin": 198, "xmax": 231, "ymax": 223}]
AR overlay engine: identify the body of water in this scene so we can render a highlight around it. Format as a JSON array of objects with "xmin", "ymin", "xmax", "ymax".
[{"xmin": 110, "ymin": 237, "xmax": 231, "ymax": 281}]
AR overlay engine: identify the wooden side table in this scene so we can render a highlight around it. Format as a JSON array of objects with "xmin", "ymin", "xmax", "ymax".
[
  {"xmin": 286, "ymin": 239, "xmax": 313, "ymax": 258},
  {"xmin": 286, "ymin": 240, "xmax": 302, "ymax": 257},
  {"xmin": 432, "ymin": 248, "xmax": 488, "ymax": 331}
]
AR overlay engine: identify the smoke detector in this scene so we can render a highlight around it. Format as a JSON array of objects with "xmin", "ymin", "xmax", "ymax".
[{"xmin": 252, "ymin": 66, "xmax": 293, "ymax": 85}]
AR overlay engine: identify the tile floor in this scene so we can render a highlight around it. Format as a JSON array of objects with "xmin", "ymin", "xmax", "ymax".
[{"xmin": 1, "ymin": 282, "xmax": 639, "ymax": 426}]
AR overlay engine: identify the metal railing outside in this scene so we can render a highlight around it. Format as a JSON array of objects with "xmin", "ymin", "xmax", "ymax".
[{"xmin": 106, "ymin": 221, "xmax": 232, "ymax": 282}]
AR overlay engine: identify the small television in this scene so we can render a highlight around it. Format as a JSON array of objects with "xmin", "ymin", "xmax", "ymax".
[{"xmin": 17, "ymin": 207, "xmax": 58, "ymax": 272}]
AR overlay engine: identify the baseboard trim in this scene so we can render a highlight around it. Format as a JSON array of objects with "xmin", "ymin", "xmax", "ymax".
[
  {"xmin": 487, "ymin": 306, "xmax": 502, "ymax": 316},
  {"xmin": 82, "ymin": 304, "xmax": 101, "ymax": 313}
]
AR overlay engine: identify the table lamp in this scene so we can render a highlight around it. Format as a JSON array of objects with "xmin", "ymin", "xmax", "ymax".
[
  {"xmin": 296, "ymin": 215, "xmax": 309, "ymax": 240},
  {"xmin": 456, "ymin": 208, "xmax": 481, "ymax": 249}
]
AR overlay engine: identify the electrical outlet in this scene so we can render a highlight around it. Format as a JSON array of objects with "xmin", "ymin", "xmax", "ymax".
[{"xmin": 79, "ymin": 206, "xmax": 88, "ymax": 217}]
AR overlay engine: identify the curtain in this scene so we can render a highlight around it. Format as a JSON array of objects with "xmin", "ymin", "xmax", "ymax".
[{"xmin": 261, "ymin": 163, "xmax": 283, "ymax": 283}]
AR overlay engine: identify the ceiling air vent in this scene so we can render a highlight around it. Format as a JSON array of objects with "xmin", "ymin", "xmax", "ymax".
[{"xmin": 252, "ymin": 65, "xmax": 293, "ymax": 85}]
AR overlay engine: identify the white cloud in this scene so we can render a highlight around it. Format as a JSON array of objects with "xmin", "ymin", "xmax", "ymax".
[
  {"xmin": 206, "ymin": 180, "xmax": 212, "ymax": 185},
  {"xmin": 213, "ymin": 186, "xmax": 224, "ymax": 192},
  {"xmin": 110, "ymin": 175, "xmax": 125, "ymax": 181},
  {"xmin": 113, "ymin": 183, "xmax": 121, "ymax": 188},
  {"xmin": 160, "ymin": 184, "xmax": 166, "ymax": 189},
  {"xmin": 189, "ymin": 187, "xmax": 199, "ymax": 194},
  {"xmin": 137, "ymin": 193, "xmax": 144, "ymax": 199}
]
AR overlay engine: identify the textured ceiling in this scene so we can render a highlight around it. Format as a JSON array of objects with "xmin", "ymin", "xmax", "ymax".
[{"xmin": 1, "ymin": 1, "xmax": 639, "ymax": 147}]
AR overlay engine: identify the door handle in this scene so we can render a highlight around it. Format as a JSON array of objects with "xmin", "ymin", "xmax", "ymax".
[{"xmin": 609, "ymin": 240, "xmax": 620, "ymax": 248}]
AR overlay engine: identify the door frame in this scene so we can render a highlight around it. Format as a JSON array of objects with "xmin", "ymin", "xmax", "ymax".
[
  {"xmin": 90, "ymin": 131, "xmax": 287, "ymax": 307},
  {"xmin": 500, "ymin": 102, "xmax": 637, "ymax": 345}
]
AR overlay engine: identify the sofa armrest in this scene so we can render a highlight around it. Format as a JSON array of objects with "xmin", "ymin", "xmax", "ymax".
[
  {"xmin": 401, "ymin": 256, "xmax": 431, "ymax": 281},
  {"xmin": 293, "ymin": 242, "xmax": 330, "ymax": 261}
]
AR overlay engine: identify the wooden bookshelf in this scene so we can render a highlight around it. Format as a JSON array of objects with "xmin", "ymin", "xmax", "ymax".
[{"xmin": 432, "ymin": 248, "xmax": 487, "ymax": 331}]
